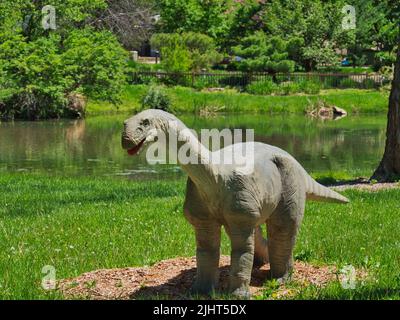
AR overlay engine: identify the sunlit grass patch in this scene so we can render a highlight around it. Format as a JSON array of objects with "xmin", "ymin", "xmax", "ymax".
[{"xmin": 0, "ymin": 172, "xmax": 399, "ymax": 299}]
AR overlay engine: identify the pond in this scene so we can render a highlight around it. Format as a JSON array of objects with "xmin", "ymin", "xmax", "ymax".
[{"xmin": 0, "ymin": 113, "xmax": 387, "ymax": 179}]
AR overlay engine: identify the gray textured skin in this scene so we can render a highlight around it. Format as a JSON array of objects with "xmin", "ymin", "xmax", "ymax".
[{"xmin": 122, "ymin": 109, "xmax": 349, "ymax": 298}]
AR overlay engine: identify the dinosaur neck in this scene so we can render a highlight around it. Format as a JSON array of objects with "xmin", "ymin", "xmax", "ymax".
[{"xmin": 167, "ymin": 119, "xmax": 217, "ymax": 187}]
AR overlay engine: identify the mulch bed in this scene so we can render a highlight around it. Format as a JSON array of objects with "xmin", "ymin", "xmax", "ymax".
[
  {"xmin": 60, "ymin": 256, "xmax": 341, "ymax": 300},
  {"xmin": 332, "ymin": 182, "xmax": 399, "ymax": 191}
]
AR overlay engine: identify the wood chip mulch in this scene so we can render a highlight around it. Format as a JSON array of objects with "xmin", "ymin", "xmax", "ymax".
[
  {"xmin": 332, "ymin": 182, "xmax": 399, "ymax": 192},
  {"xmin": 59, "ymin": 256, "xmax": 345, "ymax": 300}
]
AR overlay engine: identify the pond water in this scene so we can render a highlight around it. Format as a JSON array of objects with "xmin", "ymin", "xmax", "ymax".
[{"xmin": 0, "ymin": 113, "xmax": 387, "ymax": 179}]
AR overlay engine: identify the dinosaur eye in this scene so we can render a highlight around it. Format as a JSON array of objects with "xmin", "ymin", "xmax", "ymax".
[{"xmin": 142, "ymin": 119, "xmax": 150, "ymax": 126}]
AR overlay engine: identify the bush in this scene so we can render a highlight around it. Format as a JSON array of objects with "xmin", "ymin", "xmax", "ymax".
[
  {"xmin": 0, "ymin": 1, "xmax": 128, "ymax": 120},
  {"xmin": 362, "ymin": 78, "xmax": 378, "ymax": 89},
  {"xmin": 298, "ymin": 80, "xmax": 321, "ymax": 94},
  {"xmin": 151, "ymin": 32, "xmax": 222, "ymax": 72},
  {"xmin": 233, "ymin": 33, "xmax": 296, "ymax": 73},
  {"xmin": 246, "ymin": 79, "xmax": 321, "ymax": 96},
  {"xmin": 246, "ymin": 80, "xmax": 278, "ymax": 95},
  {"xmin": 141, "ymin": 86, "xmax": 171, "ymax": 111},
  {"xmin": 193, "ymin": 76, "xmax": 218, "ymax": 90},
  {"xmin": 338, "ymin": 78, "xmax": 360, "ymax": 89},
  {"xmin": 277, "ymin": 82, "xmax": 301, "ymax": 95},
  {"xmin": 218, "ymin": 74, "xmax": 252, "ymax": 88}
]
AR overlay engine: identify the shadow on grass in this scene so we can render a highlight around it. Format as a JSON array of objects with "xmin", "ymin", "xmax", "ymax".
[{"xmin": 315, "ymin": 177, "xmax": 370, "ymax": 187}]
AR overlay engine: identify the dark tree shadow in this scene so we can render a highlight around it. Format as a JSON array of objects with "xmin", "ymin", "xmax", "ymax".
[{"xmin": 316, "ymin": 177, "xmax": 370, "ymax": 187}]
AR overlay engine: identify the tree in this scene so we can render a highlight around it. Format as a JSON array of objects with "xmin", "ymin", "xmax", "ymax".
[
  {"xmin": 92, "ymin": 0, "xmax": 157, "ymax": 50},
  {"xmin": 371, "ymin": 31, "xmax": 400, "ymax": 181},
  {"xmin": 261, "ymin": 0, "xmax": 349, "ymax": 71},
  {"xmin": 151, "ymin": 32, "xmax": 222, "ymax": 71},
  {"xmin": 156, "ymin": 0, "xmax": 233, "ymax": 45},
  {"xmin": 232, "ymin": 31, "xmax": 295, "ymax": 73},
  {"xmin": 0, "ymin": 0, "xmax": 127, "ymax": 120},
  {"xmin": 222, "ymin": 0, "xmax": 265, "ymax": 51}
]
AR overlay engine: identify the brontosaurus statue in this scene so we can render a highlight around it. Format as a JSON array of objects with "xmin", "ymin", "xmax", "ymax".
[{"xmin": 122, "ymin": 109, "xmax": 349, "ymax": 298}]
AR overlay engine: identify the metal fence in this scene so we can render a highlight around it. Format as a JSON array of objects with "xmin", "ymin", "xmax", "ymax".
[{"xmin": 129, "ymin": 71, "xmax": 387, "ymax": 89}]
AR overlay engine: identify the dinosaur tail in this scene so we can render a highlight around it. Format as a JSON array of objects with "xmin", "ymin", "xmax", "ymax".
[{"xmin": 304, "ymin": 174, "xmax": 349, "ymax": 204}]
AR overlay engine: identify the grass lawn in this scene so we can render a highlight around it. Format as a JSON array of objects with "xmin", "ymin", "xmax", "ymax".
[
  {"xmin": 87, "ymin": 85, "xmax": 389, "ymax": 115},
  {"xmin": 0, "ymin": 172, "xmax": 399, "ymax": 299}
]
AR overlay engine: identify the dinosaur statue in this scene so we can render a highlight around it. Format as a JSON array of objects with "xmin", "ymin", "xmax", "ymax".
[{"xmin": 121, "ymin": 109, "xmax": 349, "ymax": 298}]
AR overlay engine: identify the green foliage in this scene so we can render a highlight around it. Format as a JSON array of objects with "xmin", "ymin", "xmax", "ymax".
[
  {"xmin": 141, "ymin": 86, "xmax": 171, "ymax": 111},
  {"xmin": 246, "ymin": 80, "xmax": 320, "ymax": 95},
  {"xmin": 261, "ymin": 0, "xmax": 346, "ymax": 71},
  {"xmin": 298, "ymin": 80, "xmax": 321, "ymax": 94},
  {"xmin": 302, "ymin": 45, "xmax": 340, "ymax": 71},
  {"xmin": 374, "ymin": 51, "xmax": 397, "ymax": 71},
  {"xmin": 155, "ymin": 0, "xmax": 398, "ymax": 73},
  {"xmin": 232, "ymin": 32, "xmax": 295, "ymax": 73},
  {"xmin": 0, "ymin": 0, "xmax": 127, "ymax": 120},
  {"xmin": 362, "ymin": 78, "xmax": 378, "ymax": 89},
  {"xmin": 91, "ymin": 85, "xmax": 388, "ymax": 115},
  {"xmin": 347, "ymin": 0, "xmax": 399, "ymax": 69},
  {"xmin": 339, "ymin": 78, "xmax": 360, "ymax": 89},
  {"xmin": 246, "ymin": 80, "xmax": 278, "ymax": 95},
  {"xmin": 151, "ymin": 32, "xmax": 222, "ymax": 72},
  {"xmin": 62, "ymin": 28, "xmax": 127, "ymax": 101},
  {"xmin": 278, "ymin": 82, "xmax": 301, "ymax": 95},
  {"xmin": 157, "ymin": 0, "xmax": 233, "ymax": 45},
  {"xmin": 161, "ymin": 43, "xmax": 192, "ymax": 74}
]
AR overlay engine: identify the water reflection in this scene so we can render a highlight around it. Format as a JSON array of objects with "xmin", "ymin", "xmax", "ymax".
[{"xmin": 0, "ymin": 114, "xmax": 387, "ymax": 179}]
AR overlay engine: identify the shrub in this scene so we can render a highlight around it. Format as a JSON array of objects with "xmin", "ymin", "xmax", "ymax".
[
  {"xmin": 193, "ymin": 76, "xmax": 217, "ymax": 90},
  {"xmin": 151, "ymin": 32, "xmax": 222, "ymax": 72},
  {"xmin": 141, "ymin": 86, "xmax": 171, "ymax": 111},
  {"xmin": 246, "ymin": 80, "xmax": 278, "ymax": 95},
  {"xmin": 0, "ymin": 2, "xmax": 128, "ymax": 120},
  {"xmin": 233, "ymin": 32, "xmax": 296, "ymax": 73},
  {"xmin": 298, "ymin": 80, "xmax": 321, "ymax": 94},
  {"xmin": 277, "ymin": 82, "xmax": 301, "ymax": 95},
  {"xmin": 218, "ymin": 75, "xmax": 251, "ymax": 88},
  {"xmin": 362, "ymin": 78, "xmax": 378, "ymax": 89},
  {"xmin": 321, "ymin": 77, "xmax": 340, "ymax": 89},
  {"xmin": 274, "ymin": 60, "xmax": 296, "ymax": 73},
  {"xmin": 338, "ymin": 78, "xmax": 360, "ymax": 89}
]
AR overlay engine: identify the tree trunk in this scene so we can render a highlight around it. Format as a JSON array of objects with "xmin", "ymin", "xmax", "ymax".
[{"xmin": 371, "ymin": 43, "xmax": 400, "ymax": 181}]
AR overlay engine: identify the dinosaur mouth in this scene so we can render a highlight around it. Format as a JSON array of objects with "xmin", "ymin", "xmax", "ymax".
[{"xmin": 127, "ymin": 138, "xmax": 146, "ymax": 156}]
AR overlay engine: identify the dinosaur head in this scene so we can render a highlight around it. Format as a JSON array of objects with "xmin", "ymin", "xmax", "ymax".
[{"xmin": 121, "ymin": 109, "xmax": 175, "ymax": 156}]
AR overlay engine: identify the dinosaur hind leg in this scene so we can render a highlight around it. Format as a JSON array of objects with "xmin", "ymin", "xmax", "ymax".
[
  {"xmin": 253, "ymin": 225, "xmax": 269, "ymax": 267},
  {"xmin": 267, "ymin": 156, "xmax": 305, "ymax": 281}
]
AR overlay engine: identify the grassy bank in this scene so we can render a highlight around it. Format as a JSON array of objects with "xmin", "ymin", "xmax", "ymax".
[
  {"xmin": 0, "ymin": 172, "xmax": 399, "ymax": 299},
  {"xmin": 87, "ymin": 85, "xmax": 389, "ymax": 115}
]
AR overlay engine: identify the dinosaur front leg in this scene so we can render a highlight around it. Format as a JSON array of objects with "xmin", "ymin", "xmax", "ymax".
[
  {"xmin": 191, "ymin": 221, "xmax": 221, "ymax": 295},
  {"xmin": 226, "ymin": 224, "xmax": 255, "ymax": 298}
]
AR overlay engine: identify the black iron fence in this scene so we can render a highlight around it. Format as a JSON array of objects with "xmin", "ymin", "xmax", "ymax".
[{"xmin": 129, "ymin": 71, "xmax": 387, "ymax": 89}]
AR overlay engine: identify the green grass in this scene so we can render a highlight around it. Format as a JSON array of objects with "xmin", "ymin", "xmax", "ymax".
[
  {"xmin": 87, "ymin": 85, "xmax": 389, "ymax": 115},
  {"xmin": 0, "ymin": 172, "xmax": 399, "ymax": 299}
]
